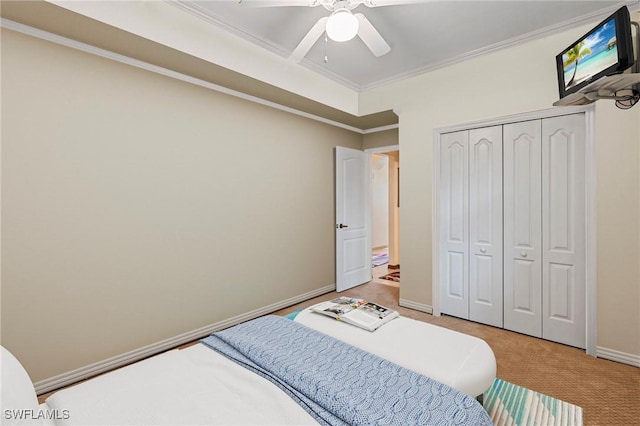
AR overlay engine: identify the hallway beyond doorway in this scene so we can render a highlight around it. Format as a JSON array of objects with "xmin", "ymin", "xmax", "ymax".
[{"xmin": 372, "ymin": 247, "xmax": 399, "ymax": 287}]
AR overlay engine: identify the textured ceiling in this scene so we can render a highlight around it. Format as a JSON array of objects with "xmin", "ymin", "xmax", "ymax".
[{"xmin": 174, "ymin": 1, "xmax": 634, "ymax": 90}]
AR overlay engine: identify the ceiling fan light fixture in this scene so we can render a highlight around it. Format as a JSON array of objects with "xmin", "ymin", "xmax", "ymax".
[{"xmin": 326, "ymin": 9, "xmax": 359, "ymax": 42}]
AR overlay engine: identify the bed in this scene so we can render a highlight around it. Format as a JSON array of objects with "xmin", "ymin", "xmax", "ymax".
[{"xmin": 2, "ymin": 314, "xmax": 494, "ymax": 425}]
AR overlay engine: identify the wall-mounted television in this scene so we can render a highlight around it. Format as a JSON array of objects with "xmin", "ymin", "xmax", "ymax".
[{"xmin": 556, "ymin": 6, "xmax": 635, "ymax": 99}]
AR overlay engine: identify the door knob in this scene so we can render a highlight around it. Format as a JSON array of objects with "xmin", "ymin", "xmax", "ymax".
[
  {"xmin": 337, "ymin": 224, "xmax": 349, "ymax": 229},
  {"xmin": 480, "ymin": 248, "xmax": 486, "ymax": 253},
  {"xmin": 521, "ymin": 251, "xmax": 528, "ymax": 258}
]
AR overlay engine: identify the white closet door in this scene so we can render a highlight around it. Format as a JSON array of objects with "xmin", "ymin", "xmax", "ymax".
[
  {"xmin": 439, "ymin": 131, "xmax": 469, "ymax": 319},
  {"xmin": 468, "ymin": 126, "xmax": 503, "ymax": 327},
  {"xmin": 542, "ymin": 114, "xmax": 586, "ymax": 349},
  {"xmin": 503, "ymin": 120, "xmax": 543, "ymax": 337}
]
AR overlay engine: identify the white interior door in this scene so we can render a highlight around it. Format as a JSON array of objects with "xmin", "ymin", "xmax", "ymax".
[
  {"xmin": 468, "ymin": 126, "xmax": 503, "ymax": 328},
  {"xmin": 542, "ymin": 114, "xmax": 586, "ymax": 348},
  {"xmin": 439, "ymin": 131, "xmax": 469, "ymax": 319},
  {"xmin": 335, "ymin": 146, "xmax": 371, "ymax": 292},
  {"xmin": 503, "ymin": 120, "xmax": 543, "ymax": 337}
]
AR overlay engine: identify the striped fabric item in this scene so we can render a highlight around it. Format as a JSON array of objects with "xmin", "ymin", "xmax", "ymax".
[
  {"xmin": 485, "ymin": 378, "xmax": 583, "ymax": 426},
  {"xmin": 372, "ymin": 252, "xmax": 389, "ymax": 266}
]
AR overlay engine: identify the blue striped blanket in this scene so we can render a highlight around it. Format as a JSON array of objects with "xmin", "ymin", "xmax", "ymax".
[{"xmin": 201, "ymin": 315, "xmax": 492, "ymax": 426}]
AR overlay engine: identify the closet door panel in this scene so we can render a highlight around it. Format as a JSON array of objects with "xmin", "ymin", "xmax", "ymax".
[
  {"xmin": 468, "ymin": 126, "xmax": 503, "ymax": 327},
  {"xmin": 503, "ymin": 120, "xmax": 542, "ymax": 337},
  {"xmin": 439, "ymin": 131, "xmax": 469, "ymax": 319},
  {"xmin": 542, "ymin": 114, "xmax": 586, "ymax": 349}
]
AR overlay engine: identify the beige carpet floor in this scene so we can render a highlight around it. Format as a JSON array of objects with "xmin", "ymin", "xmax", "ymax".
[
  {"xmin": 274, "ymin": 278, "xmax": 640, "ymax": 426},
  {"xmin": 38, "ymin": 275, "xmax": 639, "ymax": 425}
]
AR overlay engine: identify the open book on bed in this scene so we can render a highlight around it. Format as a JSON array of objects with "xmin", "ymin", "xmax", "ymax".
[{"xmin": 310, "ymin": 297, "xmax": 399, "ymax": 332}]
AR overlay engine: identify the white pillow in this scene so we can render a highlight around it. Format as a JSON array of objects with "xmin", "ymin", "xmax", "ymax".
[{"xmin": 1, "ymin": 346, "xmax": 42, "ymax": 425}]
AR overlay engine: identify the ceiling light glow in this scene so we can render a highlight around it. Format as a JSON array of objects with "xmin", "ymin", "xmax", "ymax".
[{"xmin": 326, "ymin": 9, "xmax": 359, "ymax": 42}]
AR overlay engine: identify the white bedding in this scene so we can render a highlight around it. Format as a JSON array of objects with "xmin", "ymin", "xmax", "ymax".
[{"xmin": 45, "ymin": 344, "xmax": 318, "ymax": 426}]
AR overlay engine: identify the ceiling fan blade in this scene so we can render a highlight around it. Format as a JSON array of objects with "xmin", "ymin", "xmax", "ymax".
[
  {"xmin": 355, "ymin": 13, "xmax": 390, "ymax": 57},
  {"xmin": 363, "ymin": 0, "xmax": 430, "ymax": 6},
  {"xmin": 289, "ymin": 16, "xmax": 329, "ymax": 62},
  {"xmin": 238, "ymin": 0, "xmax": 321, "ymax": 7}
]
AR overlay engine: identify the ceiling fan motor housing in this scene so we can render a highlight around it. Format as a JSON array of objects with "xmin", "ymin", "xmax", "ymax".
[{"xmin": 326, "ymin": 6, "xmax": 360, "ymax": 41}]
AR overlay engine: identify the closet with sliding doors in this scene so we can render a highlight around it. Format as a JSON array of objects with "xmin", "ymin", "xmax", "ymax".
[{"xmin": 438, "ymin": 111, "xmax": 587, "ymax": 349}]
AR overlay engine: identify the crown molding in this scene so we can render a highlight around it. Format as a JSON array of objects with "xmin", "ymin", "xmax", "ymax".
[
  {"xmin": 362, "ymin": 123, "xmax": 398, "ymax": 134},
  {"xmin": 363, "ymin": 1, "xmax": 640, "ymax": 91},
  {"xmin": 1, "ymin": 18, "xmax": 368, "ymax": 134}
]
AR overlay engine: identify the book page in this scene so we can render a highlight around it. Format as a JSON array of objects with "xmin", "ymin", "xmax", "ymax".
[
  {"xmin": 359, "ymin": 302, "xmax": 393, "ymax": 318},
  {"xmin": 344, "ymin": 309, "xmax": 381, "ymax": 327}
]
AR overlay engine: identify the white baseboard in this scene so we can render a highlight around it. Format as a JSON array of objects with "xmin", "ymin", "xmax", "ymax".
[
  {"xmin": 400, "ymin": 303, "xmax": 640, "ymax": 369},
  {"xmin": 596, "ymin": 346, "xmax": 640, "ymax": 368},
  {"xmin": 399, "ymin": 299, "xmax": 433, "ymax": 314},
  {"xmin": 34, "ymin": 284, "xmax": 335, "ymax": 395}
]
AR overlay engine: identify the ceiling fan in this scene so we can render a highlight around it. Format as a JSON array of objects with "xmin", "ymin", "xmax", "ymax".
[{"xmin": 239, "ymin": 0, "xmax": 425, "ymax": 62}]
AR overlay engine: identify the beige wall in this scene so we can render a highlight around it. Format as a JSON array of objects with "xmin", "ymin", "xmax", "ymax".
[
  {"xmin": 362, "ymin": 128, "xmax": 398, "ymax": 150},
  {"xmin": 371, "ymin": 154, "xmax": 389, "ymax": 249},
  {"xmin": 594, "ymin": 101, "xmax": 640, "ymax": 355},
  {"xmin": 0, "ymin": 29, "xmax": 362, "ymax": 381},
  {"xmin": 360, "ymin": 22, "xmax": 640, "ymax": 357}
]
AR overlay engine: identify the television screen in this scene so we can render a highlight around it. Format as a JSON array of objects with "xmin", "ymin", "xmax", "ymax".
[{"xmin": 556, "ymin": 6, "xmax": 634, "ymax": 99}]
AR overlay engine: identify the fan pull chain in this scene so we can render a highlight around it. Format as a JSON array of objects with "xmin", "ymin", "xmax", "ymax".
[{"xmin": 324, "ymin": 33, "xmax": 329, "ymax": 63}]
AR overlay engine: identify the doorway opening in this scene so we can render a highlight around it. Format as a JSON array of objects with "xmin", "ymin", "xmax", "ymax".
[{"xmin": 370, "ymin": 150, "xmax": 399, "ymax": 287}]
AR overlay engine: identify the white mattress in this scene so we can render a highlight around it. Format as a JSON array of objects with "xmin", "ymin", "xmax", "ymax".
[
  {"xmin": 45, "ymin": 344, "xmax": 318, "ymax": 426},
  {"xmin": 294, "ymin": 308, "xmax": 496, "ymax": 398}
]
